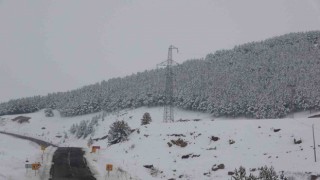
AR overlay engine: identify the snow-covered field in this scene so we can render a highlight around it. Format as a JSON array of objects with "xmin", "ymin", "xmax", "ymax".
[{"xmin": 1, "ymin": 107, "xmax": 320, "ymax": 179}]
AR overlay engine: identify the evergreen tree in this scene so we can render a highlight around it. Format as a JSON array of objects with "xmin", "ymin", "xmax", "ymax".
[
  {"xmin": 84, "ymin": 120, "xmax": 96, "ymax": 138},
  {"xmin": 69, "ymin": 124, "xmax": 78, "ymax": 134},
  {"xmin": 87, "ymin": 137, "xmax": 93, "ymax": 147},
  {"xmin": 141, "ymin": 112, "xmax": 152, "ymax": 125},
  {"xmin": 76, "ymin": 120, "xmax": 87, "ymax": 138},
  {"xmin": 108, "ymin": 120, "xmax": 131, "ymax": 145}
]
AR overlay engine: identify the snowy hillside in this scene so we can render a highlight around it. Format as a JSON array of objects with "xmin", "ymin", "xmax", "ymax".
[
  {"xmin": 1, "ymin": 107, "xmax": 320, "ymax": 179},
  {"xmin": 2, "ymin": 31, "xmax": 320, "ymax": 119}
]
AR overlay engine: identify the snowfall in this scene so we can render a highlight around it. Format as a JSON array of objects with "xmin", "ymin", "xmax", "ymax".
[{"xmin": 0, "ymin": 107, "xmax": 320, "ymax": 180}]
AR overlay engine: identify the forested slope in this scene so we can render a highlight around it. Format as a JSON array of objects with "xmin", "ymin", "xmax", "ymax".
[{"xmin": 1, "ymin": 31, "xmax": 320, "ymax": 118}]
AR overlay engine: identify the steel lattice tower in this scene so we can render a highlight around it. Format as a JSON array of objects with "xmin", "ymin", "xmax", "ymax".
[{"xmin": 158, "ymin": 45, "xmax": 178, "ymax": 123}]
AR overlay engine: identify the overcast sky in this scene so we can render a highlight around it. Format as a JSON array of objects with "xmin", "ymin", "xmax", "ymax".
[{"xmin": 1, "ymin": 0, "xmax": 320, "ymax": 103}]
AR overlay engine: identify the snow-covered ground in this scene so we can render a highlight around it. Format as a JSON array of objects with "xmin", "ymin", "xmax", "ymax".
[
  {"xmin": 0, "ymin": 133, "xmax": 56, "ymax": 180},
  {"xmin": 1, "ymin": 107, "xmax": 320, "ymax": 179}
]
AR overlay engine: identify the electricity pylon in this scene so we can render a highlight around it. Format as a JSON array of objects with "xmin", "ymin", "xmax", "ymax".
[{"xmin": 157, "ymin": 45, "xmax": 178, "ymax": 122}]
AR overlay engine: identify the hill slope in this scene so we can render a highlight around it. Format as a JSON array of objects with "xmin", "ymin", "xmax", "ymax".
[
  {"xmin": 1, "ymin": 31, "xmax": 320, "ymax": 118},
  {"xmin": 0, "ymin": 107, "xmax": 320, "ymax": 179}
]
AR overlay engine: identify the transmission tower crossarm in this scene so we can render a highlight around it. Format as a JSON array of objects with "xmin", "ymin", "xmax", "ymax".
[
  {"xmin": 157, "ymin": 60, "xmax": 169, "ymax": 67},
  {"xmin": 169, "ymin": 45, "xmax": 178, "ymax": 52},
  {"xmin": 157, "ymin": 45, "xmax": 179, "ymax": 66},
  {"xmin": 157, "ymin": 59, "xmax": 178, "ymax": 68}
]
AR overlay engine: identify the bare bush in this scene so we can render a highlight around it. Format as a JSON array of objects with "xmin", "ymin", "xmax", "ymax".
[{"xmin": 171, "ymin": 138, "xmax": 188, "ymax": 147}]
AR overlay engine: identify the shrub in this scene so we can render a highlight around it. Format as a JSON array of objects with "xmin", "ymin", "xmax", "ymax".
[
  {"xmin": 259, "ymin": 166, "xmax": 278, "ymax": 180},
  {"xmin": 231, "ymin": 166, "xmax": 287, "ymax": 180},
  {"xmin": 12, "ymin": 116, "xmax": 31, "ymax": 123},
  {"xmin": 44, "ymin": 108, "xmax": 54, "ymax": 117},
  {"xmin": 171, "ymin": 138, "xmax": 188, "ymax": 147},
  {"xmin": 232, "ymin": 166, "xmax": 247, "ymax": 180}
]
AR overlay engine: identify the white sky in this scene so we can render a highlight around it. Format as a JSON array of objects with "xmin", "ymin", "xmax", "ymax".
[{"xmin": 1, "ymin": 0, "xmax": 320, "ymax": 103}]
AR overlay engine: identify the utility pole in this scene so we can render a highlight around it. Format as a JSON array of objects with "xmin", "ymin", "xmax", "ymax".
[
  {"xmin": 313, "ymin": 124, "xmax": 317, "ymax": 162},
  {"xmin": 157, "ymin": 45, "xmax": 178, "ymax": 123}
]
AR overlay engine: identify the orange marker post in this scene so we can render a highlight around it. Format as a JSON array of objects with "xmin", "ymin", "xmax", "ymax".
[
  {"xmin": 106, "ymin": 164, "xmax": 113, "ymax": 177},
  {"xmin": 32, "ymin": 163, "xmax": 41, "ymax": 176},
  {"xmin": 91, "ymin": 147, "xmax": 96, "ymax": 153},
  {"xmin": 91, "ymin": 146, "xmax": 100, "ymax": 153}
]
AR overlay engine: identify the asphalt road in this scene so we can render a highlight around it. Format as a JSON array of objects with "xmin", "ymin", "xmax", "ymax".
[{"xmin": 50, "ymin": 147, "xmax": 96, "ymax": 180}]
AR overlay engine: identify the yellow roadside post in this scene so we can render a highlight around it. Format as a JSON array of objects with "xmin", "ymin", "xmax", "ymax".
[
  {"xmin": 41, "ymin": 145, "xmax": 46, "ymax": 152},
  {"xmin": 41, "ymin": 145, "xmax": 46, "ymax": 163}
]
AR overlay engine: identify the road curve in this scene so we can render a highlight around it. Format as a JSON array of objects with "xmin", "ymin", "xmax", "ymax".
[
  {"xmin": 50, "ymin": 147, "xmax": 96, "ymax": 180},
  {"xmin": 0, "ymin": 131, "xmax": 58, "ymax": 147}
]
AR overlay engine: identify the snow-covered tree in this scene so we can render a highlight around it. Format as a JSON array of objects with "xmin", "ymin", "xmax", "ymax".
[
  {"xmin": 84, "ymin": 120, "xmax": 96, "ymax": 138},
  {"xmin": 108, "ymin": 120, "xmax": 131, "ymax": 145},
  {"xmin": 87, "ymin": 137, "xmax": 93, "ymax": 147},
  {"xmin": 69, "ymin": 124, "xmax": 78, "ymax": 135},
  {"xmin": 141, "ymin": 112, "xmax": 152, "ymax": 125},
  {"xmin": 76, "ymin": 120, "xmax": 88, "ymax": 138}
]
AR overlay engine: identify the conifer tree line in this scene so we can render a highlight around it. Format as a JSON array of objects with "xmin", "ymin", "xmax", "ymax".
[{"xmin": 1, "ymin": 31, "xmax": 320, "ymax": 119}]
